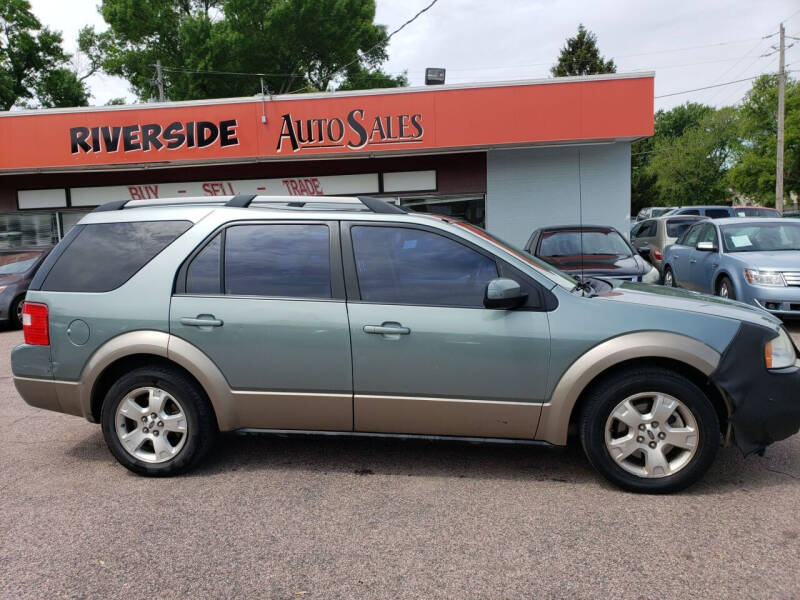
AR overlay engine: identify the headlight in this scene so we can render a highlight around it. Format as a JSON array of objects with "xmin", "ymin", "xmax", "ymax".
[
  {"xmin": 765, "ymin": 328, "xmax": 797, "ymax": 369},
  {"xmin": 642, "ymin": 265, "xmax": 660, "ymax": 284},
  {"xmin": 744, "ymin": 269, "xmax": 786, "ymax": 286},
  {"xmin": 0, "ymin": 286, "xmax": 6, "ymax": 294}
]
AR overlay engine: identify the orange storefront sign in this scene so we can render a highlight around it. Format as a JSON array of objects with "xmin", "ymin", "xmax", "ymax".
[{"xmin": 0, "ymin": 75, "xmax": 653, "ymax": 172}]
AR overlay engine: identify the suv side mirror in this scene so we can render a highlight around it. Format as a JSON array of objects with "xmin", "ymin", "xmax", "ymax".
[
  {"xmin": 696, "ymin": 241, "xmax": 718, "ymax": 252},
  {"xmin": 484, "ymin": 278, "xmax": 527, "ymax": 309}
]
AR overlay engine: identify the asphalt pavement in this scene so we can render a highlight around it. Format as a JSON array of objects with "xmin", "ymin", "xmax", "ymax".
[{"xmin": 1, "ymin": 326, "xmax": 799, "ymax": 599}]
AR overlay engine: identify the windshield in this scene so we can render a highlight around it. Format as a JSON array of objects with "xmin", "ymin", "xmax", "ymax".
[
  {"xmin": 0, "ymin": 252, "xmax": 42, "ymax": 275},
  {"xmin": 721, "ymin": 222, "xmax": 800, "ymax": 252},
  {"xmin": 450, "ymin": 221, "xmax": 577, "ymax": 290},
  {"xmin": 734, "ymin": 207, "xmax": 780, "ymax": 217},
  {"xmin": 651, "ymin": 208, "xmax": 672, "ymax": 217},
  {"xmin": 538, "ymin": 230, "xmax": 632, "ymax": 258}
]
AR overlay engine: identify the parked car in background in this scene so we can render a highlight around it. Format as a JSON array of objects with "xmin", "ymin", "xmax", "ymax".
[
  {"xmin": 0, "ymin": 247, "xmax": 51, "ymax": 328},
  {"xmin": 630, "ymin": 215, "xmax": 706, "ymax": 273},
  {"xmin": 11, "ymin": 195, "xmax": 800, "ymax": 493},
  {"xmin": 635, "ymin": 206, "xmax": 673, "ymax": 221},
  {"xmin": 662, "ymin": 218, "xmax": 800, "ymax": 317},
  {"xmin": 524, "ymin": 225, "xmax": 660, "ymax": 283},
  {"xmin": 663, "ymin": 206, "xmax": 734, "ymax": 219},
  {"xmin": 732, "ymin": 206, "xmax": 780, "ymax": 218}
]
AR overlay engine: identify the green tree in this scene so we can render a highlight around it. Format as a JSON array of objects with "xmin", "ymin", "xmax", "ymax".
[
  {"xmin": 81, "ymin": 0, "xmax": 406, "ymax": 102},
  {"xmin": 631, "ymin": 102, "xmax": 715, "ymax": 214},
  {"xmin": 0, "ymin": 0, "xmax": 89, "ymax": 109},
  {"xmin": 551, "ymin": 24, "xmax": 616, "ymax": 77},
  {"xmin": 727, "ymin": 74, "xmax": 799, "ymax": 205},
  {"xmin": 647, "ymin": 107, "xmax": 739, "ymax": 205}
]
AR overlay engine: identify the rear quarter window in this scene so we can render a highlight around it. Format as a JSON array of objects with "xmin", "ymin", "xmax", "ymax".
[{"xmin": 41, "ymin": 220, "xmax": 191, "ymax": 292}]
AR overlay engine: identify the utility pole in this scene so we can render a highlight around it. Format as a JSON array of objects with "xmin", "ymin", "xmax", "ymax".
[
  {"xmin": 155, "ymin": 60, "xmax": 166, "ymax": 103},
  {"xmin": 776, "ymin": 23, "xmax": 785, "ymax": 213}
]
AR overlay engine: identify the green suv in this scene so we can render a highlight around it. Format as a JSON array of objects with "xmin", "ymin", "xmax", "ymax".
[{"xmin": 11, "ymin": 196, "xmax": 800, "ymax": 493}]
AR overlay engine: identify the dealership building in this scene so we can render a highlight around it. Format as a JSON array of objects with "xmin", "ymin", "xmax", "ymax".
[{"xmin": 0, "ymin": 72, "xmax": 653, "ymax": 249}]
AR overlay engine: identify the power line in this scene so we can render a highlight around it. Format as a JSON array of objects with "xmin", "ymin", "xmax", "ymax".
[{"xmin": 655, "ymin": 75, "xmax": 767, "ymax": 98}]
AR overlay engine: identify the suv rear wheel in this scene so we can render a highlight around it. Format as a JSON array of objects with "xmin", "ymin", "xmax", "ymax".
[
  {"xmin": 579, "ymin": 367, "xmax": 720, "ymax": 493},
  {"xmin": 100, "ymin": 365, "xmax": 217, "ymax": 476}
]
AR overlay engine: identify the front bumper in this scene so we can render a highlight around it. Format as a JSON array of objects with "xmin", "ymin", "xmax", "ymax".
[
  {"xmin": 741, "ymin": 283, "xmax": 800, "ymax": 317},
  {"xmin": 710, "ymin": 322, "xmax": 800, "ymax": 454}
]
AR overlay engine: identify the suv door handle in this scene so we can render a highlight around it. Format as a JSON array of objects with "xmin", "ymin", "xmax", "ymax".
[
  {"xmin": 689, "ymin": 259, "xmax": 697, "ymax": 264},
  {"xmin": 364, "ymin": 324, "xmax": 411, "ymax": 335},
  {"xmin": 180, "ymin": 316, "xmax": 224, "ymax": 327}
]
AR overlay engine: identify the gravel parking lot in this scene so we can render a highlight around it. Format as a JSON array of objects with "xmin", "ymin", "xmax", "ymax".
[{"xmin": 1, "ymin": 326, "xmax": 799, "ymax": 599}]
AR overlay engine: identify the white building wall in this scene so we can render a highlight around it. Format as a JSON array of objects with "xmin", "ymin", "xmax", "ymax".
[{"xmin": 485, "ymin": 143, "xmax": 632, "ymax": 247}]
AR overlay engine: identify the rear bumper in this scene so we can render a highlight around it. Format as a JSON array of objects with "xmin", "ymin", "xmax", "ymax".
[
  {"xmin": 13, "ymin": 376, "xmax": 84, "ymax": 418},
  {"xmin": 711, "ymin": 322, "xmax": 800, "ymax": 454}
]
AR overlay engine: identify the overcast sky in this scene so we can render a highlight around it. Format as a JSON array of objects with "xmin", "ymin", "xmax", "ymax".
[{"xmin": 29, "ymin": 0, "xmax": 800, "ymax": 111}]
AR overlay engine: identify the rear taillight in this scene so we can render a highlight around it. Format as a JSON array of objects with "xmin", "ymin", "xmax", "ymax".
[
  {"xmin": 22, "ymin": 302, "xmax": 49, "ymax": 346},
  {"xmin": 653, "ymin": 248, "xmax": 663, "ymax": 260}
]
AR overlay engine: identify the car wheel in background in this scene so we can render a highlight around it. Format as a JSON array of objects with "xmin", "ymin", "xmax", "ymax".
[
  {"xmin": 716, "ymin": 276, "xmax": 734, "ymax": 300},
  {"xmin": 101, "ymin": 365, "xmax": 217, "ymax": 476},
  {"xmin": 579, "ymin": 366, "xmax": 720, "ymax": 494},
  {"xmin": 662, "ymin": 267, "xmax": 675, "ymax": 287},
  {"xmin": 10, "ymin": 296, "xmax": 24, "ymax": 329}
]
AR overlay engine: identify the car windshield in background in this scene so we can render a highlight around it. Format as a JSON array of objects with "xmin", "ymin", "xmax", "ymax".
[
  {"xmin": 651, "ymin": 208, "xmax": 672, "ymax": 217},
  {"xmin": 539, "ymin": 230, "xmax": 632, "ymax": 258},
  {"xmin": 734, "ymin": 207, "xmax": 780, "ymax": 217},
  {"xmin": 450, "ymin": 221, "xmax": 577, "ymax": 290},
  {"xmin": 666, "ymin": 218, "xmax": 700, "ymax": 238},
  {"xmin": 0, "ymin": 252, "xmax": 41, "ymax": 275},
  {"xmin": 721, "ymin": 222, "xmax": 800, "ymax": 252}
]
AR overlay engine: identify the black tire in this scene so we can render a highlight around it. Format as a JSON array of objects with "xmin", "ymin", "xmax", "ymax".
[
  {"xmin": 579, "ymin": 367, "xmax": 720, "ymax": 494},
  {"xmin": 662, "ymin": 266, "xmax": 676, "ymax": 287},
  {"xmin": 9, "ymin": 296, "xmax": 24, "ymax": 329},
  {"xmin": 101, "ymin": 365, "xmax": 217, "ymax": 476},
  {"xmin": 716, "ymin": 275, "xmax": 735, "ymax": 300}
]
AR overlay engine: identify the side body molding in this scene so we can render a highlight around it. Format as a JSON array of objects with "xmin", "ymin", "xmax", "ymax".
[
  {"xmin": 75, "ymin": 330, "xmax": 235, "ymax": 431},
  {"xmin": 535, "ymin": 331, "xmax": 722, "ymax": 445}
]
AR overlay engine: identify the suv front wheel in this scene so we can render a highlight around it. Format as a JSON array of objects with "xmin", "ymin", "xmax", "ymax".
[
  {"xmin": 579, "ymin": 367, "xmax": 720, "ymax": 493},
  {"xmin": 101, "ymin": 365, "xmax": 217, "ymax": 476}
]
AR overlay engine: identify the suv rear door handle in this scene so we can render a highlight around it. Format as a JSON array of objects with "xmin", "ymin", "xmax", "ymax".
[
  {"xmin": 364, "ymin": 324, "xmax": 411, "ymax": 335},
  {"xmin": 180, "ymin": 316, "xmax": 224, "ymax": 327}
]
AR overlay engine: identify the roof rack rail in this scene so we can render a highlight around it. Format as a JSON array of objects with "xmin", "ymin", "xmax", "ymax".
[
  {"xmin": 92, "ymin": 195, "xmax": 409, "ymax": 214},
  {"xmin": 225, "ymin": 194, "xmax": 257, "ymax": 208}
]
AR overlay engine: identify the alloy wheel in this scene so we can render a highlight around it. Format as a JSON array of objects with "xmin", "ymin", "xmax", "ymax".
[
  {"xmin": 15, "ymin": 300, "xmax": 23, "ymax": 324},
  {"xmin": 114, "ymin": 387, "xmax": 188, "ymax": 463},
  {"xmin": 604, "ymin": 392, "xmax": 699, "ymax": 478},
  {"xmin": 664, "ymin": 270, "xmax": 674, "ymax": 287},
  {"xmin": 719, "ymin": 282, "xmax": 730, "ymax": 298}
]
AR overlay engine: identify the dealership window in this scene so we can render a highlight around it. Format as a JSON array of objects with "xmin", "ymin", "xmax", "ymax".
[
  {"xmin": 397, "ymin": 195, "xmax": 486, "ymax": 228},
  {"xmin": 0, "ymin": 213, "xmax": 59, "ymax": 249}
]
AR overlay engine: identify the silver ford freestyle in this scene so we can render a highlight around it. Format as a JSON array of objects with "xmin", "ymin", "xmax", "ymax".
[{"xmin": 11, "ymin": 196, "xmax": 800, "ymax": 493}]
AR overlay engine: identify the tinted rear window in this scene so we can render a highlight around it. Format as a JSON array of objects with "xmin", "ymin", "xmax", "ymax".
[
  {"xmin": 706, "ymin": 209, "xmax": 731, "ymax": 219},
  {"xmin": 42, "ymin": 220, "xmax": 191, "ymax": 292},
  {"xmin": 666, "ymin": 218, "xmax": 699, "ymax": 238}
]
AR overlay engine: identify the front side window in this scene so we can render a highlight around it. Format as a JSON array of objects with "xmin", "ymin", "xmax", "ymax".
[
  {"xmin": 351, "ymin": 226, "xmax": 498, "ymax": 307},
  {"xmin": 682, "ymin": 209, "xmax": 700, "ymax": 216},
  {"xmin": 680, "ymin": 224, "xmax": 702, "ymax": 247},
  {"xmin": 696, "ymin": 224, "xmax": 718, "ymax": 245},
  {"xmin": 42, "ymin": 220, "xmax": 191, "ymax": 292},
  {"xmin": 225, "ymin": 224, "xmax": 331, "ymax": 298},
  {"xmin": 706, "ymin": 209, "xmax": 731, "ymax": 219}
]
